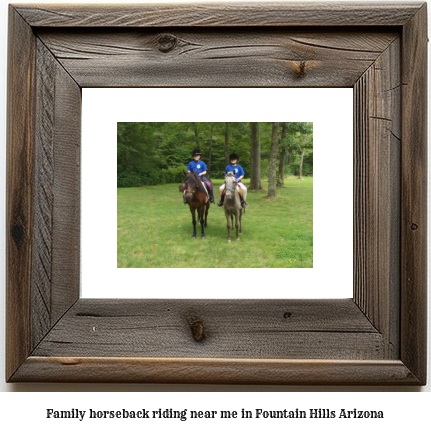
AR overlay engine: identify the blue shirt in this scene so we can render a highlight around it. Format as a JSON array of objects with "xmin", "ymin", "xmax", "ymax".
[
  {"xmin": 225, "ymin": 164, "xmax": 245, "ymax": 181},
  {"xmin": 187, "ymin": 160, "xmax": 208, "ymax": 175}
]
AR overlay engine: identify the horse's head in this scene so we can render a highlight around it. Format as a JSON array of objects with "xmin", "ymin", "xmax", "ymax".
[
  {"xmin": 183, "ymin": 171, "xmax": 199, "ymax": 202},
  {"xmin": 224, "ymin": 172, "xmax": 237, "ymax": 200}
]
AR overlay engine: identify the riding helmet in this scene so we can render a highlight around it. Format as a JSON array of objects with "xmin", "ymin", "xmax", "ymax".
[
  {"xmin": 229, "ymin": 153, "xmax": 239, "ymax": 160},
  {"xmin": 192, "ymin": 149, "xmax": 202, "ymax": 157}
]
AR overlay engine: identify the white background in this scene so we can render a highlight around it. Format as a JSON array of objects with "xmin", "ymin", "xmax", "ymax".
[
  {"xmin": 81, "ymin": 88, "xmax": 353, "ymax": 299},
  {"xmin": 0, "ymin": 0, "xmax": 429, "ymax": 423}
]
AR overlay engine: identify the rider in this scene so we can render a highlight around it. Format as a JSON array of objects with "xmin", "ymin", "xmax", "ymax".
[
  {"xmin": 218, "ymin": 153, "xmax": 247, "ymax": 208},
  {"xmin": 184, "ymin": 148, "xmax": 215, "ymax": 203}
]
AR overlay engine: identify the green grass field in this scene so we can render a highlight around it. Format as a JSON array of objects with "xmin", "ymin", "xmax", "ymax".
[{"xmin": 117, "ymin": 177, "xmax": 313, "ymax": 268}]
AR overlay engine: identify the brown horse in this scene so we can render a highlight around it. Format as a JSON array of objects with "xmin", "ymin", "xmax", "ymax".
[{"xmin": 183, "ymin": 171, "xmax": 210, "ymax": 238}]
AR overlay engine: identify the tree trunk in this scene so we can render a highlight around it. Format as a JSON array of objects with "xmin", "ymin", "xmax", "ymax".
[
  {"xmin": 193, "ymin": 122, "xmax": 200, "ymax": 149},
  {"xmin": 249, "ymin": 122, "xmax": 262, "ymax": 190},
  {"xmin": 207, "ymin": 124, "xmax": 213, "ymax": 173},
  {"xmin": 298, "ymin": 148, "xmax": 305, "ymax": 180},
  {"xmin": 268, "ymin": 122, "xmax": 279, "ymax": 197},
  {"xmin": 224, "ymin": 122, "xmax": 230, "ymax": 167},
  {"xmin": 277, "ymin": 122, "xmax": 288, "ymax": 187}
]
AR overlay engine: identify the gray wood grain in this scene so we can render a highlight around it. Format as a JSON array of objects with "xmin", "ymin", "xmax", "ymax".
[
  {"xmin": 37, "ymin": 30, "xmax": 398, "ymax": 88},
  {"xmin": 13, "ymin": 357, "xmax": 419, "ymax": 385},
  {"xmin": 32, "ymin": 40, "xmax": 56, "ymax": 347},
  {"xmin": 50, "ymin": 54, "xmax": 81, "ymax": 325},
  {"xmin": 15, "ymin": 2, "xmax": 423, "ymax": 27},
  {"xmin": 6, "ymin": 7, "xmax": 36, "ymax": 381},
  {"xmin": 32, "ymin": 40, "xmax": 81, "ymax": 347},
  {"xmin": 353, "ymin": 38, "xmax": 401, "ymax": 359},
  {"xmin": 6, "ymin": 2, "xmax": 427, "ymax": 385},
  {"xmin": 32, "ymin": 299, "xmax": 383, "ymax": 359},
  {"xmin": 400, "ymin": 3, "xmax": 428, "ymax": 384}
]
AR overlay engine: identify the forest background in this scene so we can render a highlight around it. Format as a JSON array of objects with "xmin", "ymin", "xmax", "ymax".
[{"xmin": 117, "ymin": 122, "xmax": 313, "ymax": 191}]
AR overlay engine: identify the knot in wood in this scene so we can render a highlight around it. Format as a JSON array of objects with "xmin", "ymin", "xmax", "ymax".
[
  {"xmin": 11, "ymin": 222, "xmax": 26, "ymax": 246},
  {"xmin": 157, "ymin": 34, "xmax": 178, "ymax": 53},
  {"xmin": 186, "ymin": 314, "xmax": 206, "ymax": 342},
  {"xmin": 294, "ymin": 61, "xmax": 307, "ymax": 78}
]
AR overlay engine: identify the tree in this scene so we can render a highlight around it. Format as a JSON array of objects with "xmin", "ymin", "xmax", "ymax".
[
  {"xmin": 224, "ymin": 122, "xmax": 230, "ymax": 167},
  {"xmin": 278, "ymin": 122, "xmax": 314, "ymax": 179},
  {"xmin": 193, "ymin": 122, "xmax": 200, "ymax": 149},
  {"xmin": 277, "ymin": 122, "xmax": 288, "ymax": 187},
  {"xmin": 296, "ymin": 125, "xmax": 313, "ymax": 179},
  {"xmin": 207, "ymin": 123, "xmax": 214, "ymax": 173},
  {"xmin": 268, "ymin": 122, "xmax": 279, "ymax": 197},
  {"xmin": 117, "ymin": 122, "xmax": 311, "ymax": 188},
  {"xmin": 249, "ymin": 122, "xmax": 262, "ymax": 190},
  {"xmin": 117, "ymin": 122, "xmax": 160, "ymax": 187},
  {"xmin": 283, "ymin": 122, "xmax": 313, "ymax": 179}
]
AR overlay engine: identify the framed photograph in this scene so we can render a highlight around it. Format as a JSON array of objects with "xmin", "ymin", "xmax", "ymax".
[{"xmin": 6, "ymin": 2, "xmax": 427, "ymax": 384}]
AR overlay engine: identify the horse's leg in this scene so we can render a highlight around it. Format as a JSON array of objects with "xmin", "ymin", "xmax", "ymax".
[
  {"xmin": 226, "ymin": 213, "xmax": 232, "ymax": 243},
  {"xmin": 204, "ymin": 202, "xmax": 209, "ymax": 227},
  {"xmin": 234, "ymin": 211, "xmax": 240, "ymax": 240},
  {"xmin": 239, "ymin": 208, "xmax": 243, "ymax": 234},
  {"xmin": 198, "ymin": 206, "xmax": 206, "ymax": 239},
  {"xmin": 190, "ymin": 207, "xmax": 197, "ymax": 238}
]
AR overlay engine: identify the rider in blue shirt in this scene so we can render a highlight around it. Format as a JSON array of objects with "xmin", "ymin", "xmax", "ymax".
[
  {"xmin": 225, "ymin": 162, "xmax": 245, "ymax": 179},
  {"xmin": 218, "ymin": 153, "xmax": 247, "ymax": 208},
  {"xmin": 184, "ymin": 149, "xmax": 215, "ymax": 203}
]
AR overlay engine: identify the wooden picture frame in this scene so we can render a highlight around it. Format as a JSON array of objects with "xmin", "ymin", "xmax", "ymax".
[{"xmin": 6, "ymin": 2, "xmax": 427, "ymax": 385}]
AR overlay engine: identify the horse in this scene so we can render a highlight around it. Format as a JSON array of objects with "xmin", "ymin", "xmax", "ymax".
[
  {"xmin": 223, "ymin": 172, "xmax": 246, "ymax": 243},
  {"xmin": 182, "ymin": 171, "xmax": 210, "ymax": 239}
]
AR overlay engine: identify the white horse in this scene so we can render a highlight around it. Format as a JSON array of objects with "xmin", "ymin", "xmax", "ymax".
[{"xmin": 223, "ymin": 172, "xmax": 247, "ymax": 243}]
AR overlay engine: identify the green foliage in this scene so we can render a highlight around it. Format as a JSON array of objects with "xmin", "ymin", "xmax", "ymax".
[
  {"xmin": 117, "ymin": 122, "xmax": 313, "ymax": 186},
  {"xmin": 117, "ymin": 170, "xmax": 142, "ymax": 188},
  {"xmin": 160, "ymin": 165, "xmax": 186, "ymax": 184}
]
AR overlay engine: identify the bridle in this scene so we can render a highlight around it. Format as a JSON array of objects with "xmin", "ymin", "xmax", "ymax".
[
  {"xmin": 184, "ymin": 174, "xmax": 200, "ymax": 199},
  {"xmin": 224, "ymin": 174, "xmax": 237, "ymax": 197}
]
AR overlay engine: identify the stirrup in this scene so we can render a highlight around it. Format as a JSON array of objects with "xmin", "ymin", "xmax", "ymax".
[{"xmin": 241, "ymin": 201, "xmax": 247, "ymax": 208}]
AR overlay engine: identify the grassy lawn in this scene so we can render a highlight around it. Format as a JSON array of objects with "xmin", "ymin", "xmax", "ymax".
[{"xmin": 117, "ymin": 177, "xmax": 313, "ymax": 268}]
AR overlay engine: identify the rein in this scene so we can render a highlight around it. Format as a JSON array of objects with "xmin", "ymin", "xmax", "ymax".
[
  {"xmin": 185, "ymin": 173, "xmax": 205, "ymax": 196},
  {"xmin": 225, "ymin": 174, "xmax": 238, "ymax": 194}
]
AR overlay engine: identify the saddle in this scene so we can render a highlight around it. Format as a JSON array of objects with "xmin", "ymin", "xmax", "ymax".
[{"xmin": 200, "ymin": 178, "xmax": 210, "ymax": 202}]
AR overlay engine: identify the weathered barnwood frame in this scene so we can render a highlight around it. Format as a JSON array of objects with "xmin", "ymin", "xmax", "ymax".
[{"xmin": 6, "ymin": 2, "xmax": 427, "ymax": 384}]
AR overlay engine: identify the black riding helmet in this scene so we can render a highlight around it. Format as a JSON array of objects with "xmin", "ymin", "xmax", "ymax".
[
  {"xmin": 229, "ymin": 153, "xmax": 239, "ymax": 160},
  {"xmin": 192, "ymin": 149, "xmax": 202, "ymax": 157}
]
